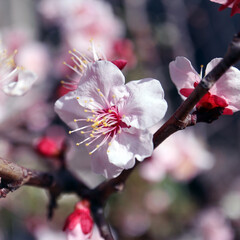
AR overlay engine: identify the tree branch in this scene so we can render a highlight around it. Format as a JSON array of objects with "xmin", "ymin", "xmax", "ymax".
[{"xmin": 96, "ymin": 32, "xmax": 240, "ymax": 201}]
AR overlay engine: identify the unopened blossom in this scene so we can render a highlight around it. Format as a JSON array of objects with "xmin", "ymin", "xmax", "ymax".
[
  {"xmin": 35, "ymin": 126, "xmax": 66, "ymax": 157},
  {"xmin": 63, "ymin": 200, "xmax": 103, "ymax": 240},
  {"xmin": 140, "ymin": 129, "xmax": 214, "ymax": 182},
  {"xmin": 55, "ymin": 60, "xmax": 167, "ymax": 178},
  {"xmin": 0, "ymin": 40, "xmax": 37, "ymax": 96},
  {"xmin": 169, "ymin": 56, "xmax": 240, "ymax": 115},
  {"xmin": 210, "ymin": 0, "xmax": 240, "ymax": 16}
]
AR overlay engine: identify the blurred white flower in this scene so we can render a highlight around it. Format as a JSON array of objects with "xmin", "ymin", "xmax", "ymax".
[
  {"xmin": 0, "ymin": 39, "xmax": 37, "ymax": 96},
  {"xmin": 140, "ymin": 128, "xmax": 214, "ymax": 182}
]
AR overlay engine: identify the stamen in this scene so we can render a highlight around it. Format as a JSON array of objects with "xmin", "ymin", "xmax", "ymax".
[
  {"xmin": 200, "ymin": 65, "xmax": 204, "ymax": 79},
  {"xmin": 71, "ymin": 92, "xmax": 126, "ymax": 155}
]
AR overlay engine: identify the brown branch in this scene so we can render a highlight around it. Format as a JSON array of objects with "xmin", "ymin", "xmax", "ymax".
[
  {"xmin": 95, "ymin": 32, "xmax": 240, "ymax": 202},
  {"xmin": 0, "ymin": 158, "xmax": 90, "ymax": 197}
]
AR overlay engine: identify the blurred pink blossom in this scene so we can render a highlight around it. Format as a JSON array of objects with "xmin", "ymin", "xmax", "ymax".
[
  {"xmin": 197, "ymin": 208, "xmax": 234, "ymax": 240},
  {"xmin": 210, "ymin": 0, "xmax": 240, "ymax": 16},
  {"xmin": 112, "ymin": 39, "xmax": 137, "ymax": 68},
  {"xmin": 140, "ymin": 129, "xmax": 214, "ymax": 182},
  {"xmin": 38, "ymin": 0, "xmax": 136, "ymax": 67},
  {"xmin": 55, "ymin": 61, "xmax": 167, "ymax": 178},
  {"xmin": 169, "ymin": 56, "xmax": 240, "ymax": 115},
  {"xmin": 38, "ymin": 0, "xmax": 123, "ymax": 57},
  {"xmin": 16, "ymin": 42, "xmax": 50, "ymax": 81}
]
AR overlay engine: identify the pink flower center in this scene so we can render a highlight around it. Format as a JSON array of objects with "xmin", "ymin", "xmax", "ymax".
[{"xmin": 69, "ymin": 90, "xmax": 128, "ymax": 155}]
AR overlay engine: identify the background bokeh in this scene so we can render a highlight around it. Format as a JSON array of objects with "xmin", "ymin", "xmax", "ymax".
[{"xmin": 0, "ymin": 0, "xmax": 240, "ymax": 239}]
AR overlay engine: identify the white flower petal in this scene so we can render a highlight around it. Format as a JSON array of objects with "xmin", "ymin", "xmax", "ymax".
[
  {"xmin": 76, "ymin": 61, "xmax": 125, "ymax": 109},
  {"xmin": 108, "ymin": 128, "xmax": 153, "ymax": 168},
  {"xmin": 54, "ymin": 90, "xmax": 87, "ymax": 129},
  {"xmin": 3, "ymin": 70, "xmax": 37, "ymax": 96},
  {"xmin": 122, "ymin": 78, "xmax": 167, "ymax": 129},
  {"xmin": 169, "ymin": 56, "xmax": 200, "ymax": 92},
  {"xmin": 90, "ymin": 144, "xmax": 124, "ymax": 179}
]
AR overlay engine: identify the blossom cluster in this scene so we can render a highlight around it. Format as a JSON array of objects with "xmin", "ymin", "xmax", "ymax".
[{"xmin": 1, "ymin": 1, "xmax": 240, "ymax": 240}]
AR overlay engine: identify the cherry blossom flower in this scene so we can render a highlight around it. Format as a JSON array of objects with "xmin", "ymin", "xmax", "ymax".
[
  {"xmin": 63, "ymin": 200, "xmax": 103, "ymax": 240},
  {"xmin": 169, "ymin": 56, "xmax": 240, "ymax": 115},
  {"xmin": 55, "ymin": 60, "xmax": 167, "ymax": 178},
  {"xmin": 0, "ymin": 40, "xmax": 37, "ymax": 96},
  {"xmin": 210, "ymin": 0, "xmax": 240, "ymax": 16},
  {"xmin": 140, "ymin": 129, "xmax": 214, "ymax": 182}
]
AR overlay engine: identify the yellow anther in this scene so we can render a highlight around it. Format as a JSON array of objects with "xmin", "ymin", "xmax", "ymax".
[
  {"xmin": 89, "ymin": 152, "xmax": 92, "ymax": 155},
  {"xmin": 96, "ymin": 145, "xmax": 100, "ymax": 148},
  {"xmin": 76, "ymin": 97, "xmax": 80, "ymax": 99},
  {"xmin": 122, "ymin": 115, "xmax": 126, "ymax": 118},
  {"xmin": 69, "ymin": 130, "xmax": 72, "ymax": 134},
  {"xmin": 97, "ymin": 89, "xmax": 100, "ymax": 92},
  {"xmin": 76, "ymin": 143, "xmax": 80, "ymax": 146},
  {"xmin": 81, "ymin": 131, "xmax": 85, "ymax": 134},
  {"xmin": 74, "ymin": 119, "xmax": 77, "ymax": 122},
  {"xmin": 86, "ymin": 143, "xmax": 89, "ymax": 146},
  {"xmin": 92, "ymin": 115, "xmax": 95, "ymax": 117},
  {"xmin": 108, "ymin": 110, "xmax": 112, "ymax": 113},
  {"xmin": 108, "ymin": 142, "xmax": 111, "ymax": 146},
  {"xmin": 118, "ymin": 130, "xmax": 121, "ymax": 134},
  {"xmin": 107, "ymin": 150, "xmax": 110, "ymax": 153},
  {"xmin": 63, "ymin": 61, "xmax": 66, "ymax": 65},
  {"xmin": 90, "ymin": 134, "xmax": 94, "ymax": 138},
  {"xmin": 92, "ymin": 121, "xmax": 100, "ymax": 128},
  {"xmin": 84, "ymin": 100, "xmax": 88, "ymax": 103},
  {"xmin": 112, "ymin": 95, "xmax": 116, "ymax": 98},
  {"xmin": 68, "ymin": 50, "xmax": 72, "ymax": 54},
  {"xmin": 86, "ymin": 118, "xmax": 90, "ymax": 122},
  {"xmin": 73, "ymin": 48, "xmax": 77, "ymax": 52},
  {"xmin": 84, "ymin": 109, "xmax": 88, "ymax": 112}
]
